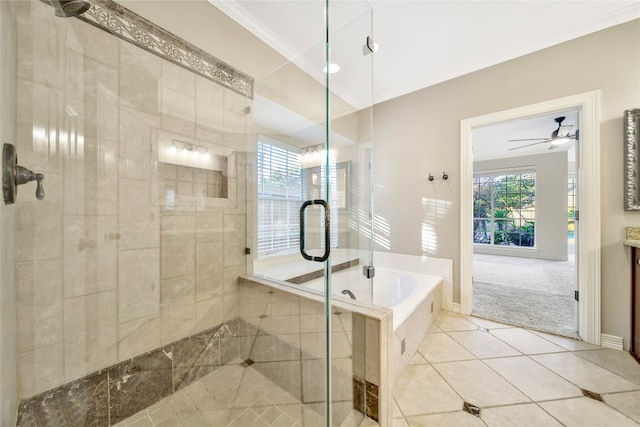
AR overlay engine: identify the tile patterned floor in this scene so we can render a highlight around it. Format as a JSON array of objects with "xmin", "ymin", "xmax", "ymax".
[
  {"xmin": 113, "ymin": 358, "xmax": 328, "ymax": 427},
  {"xmin": 113, "ymin": 311, "xmax": 640, "ymax": 426},
  {"xmin": 393, "ymin": 312, "xmax": 640, "ymax": 427}
]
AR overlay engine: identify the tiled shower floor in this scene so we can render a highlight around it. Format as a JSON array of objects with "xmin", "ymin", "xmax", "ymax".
[
  {"xmin": 114, "ymin": 311, "xmax": 640, "ymax": 427},
  {"xmin": 114, "ymin": 358, "xmax": 328, "ymax": 427},
  {"xmin": 393, "ymin": 312, "xmax": 640, "ymax": 426}
]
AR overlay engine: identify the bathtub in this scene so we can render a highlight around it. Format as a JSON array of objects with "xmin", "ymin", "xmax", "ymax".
[
  {"xmin": 305, "ymin": 267, "xmax": 443, "ymax": 330},
  {"xmin": 243, "ymin": 251, "xmax": 453, "ymax": 425}
]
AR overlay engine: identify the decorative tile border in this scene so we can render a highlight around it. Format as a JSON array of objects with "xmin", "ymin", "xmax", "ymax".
[
  {"xmin": 16, "ymin": 320, "xmax": 246, "ymax": 426},
  {"xmin": 15, "ymin": 314, "xmax": 363, "ymax": 426},
  {"xmin": 365, "ymin": 381, "xmax": 379, "ymax": 421},
  {"xmin": 16, "ymin": 281, "xmax": 377, "ymax": 425},
  {"xmin": 352, "ymin": 377, "xmax": 379, "ymax": 421},
  {"xmin": 44, "ymin": 0, "xmax": 254, "ymax": 98},
  {"xmin": 286, "ymin": 258, "xmax": 360, "ymax": 285}
]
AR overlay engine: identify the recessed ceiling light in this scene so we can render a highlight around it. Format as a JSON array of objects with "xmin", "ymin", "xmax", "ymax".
[{"xmin": 323, "ymin": 63, "xmax": 340, "ymax": 74}]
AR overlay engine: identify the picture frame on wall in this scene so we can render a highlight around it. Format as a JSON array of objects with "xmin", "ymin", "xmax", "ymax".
[{"xmin": 624, "ymin": 108, "xmax": 640, "ymax": 210}]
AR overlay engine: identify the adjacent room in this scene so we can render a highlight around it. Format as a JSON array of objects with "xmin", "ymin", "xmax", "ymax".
[{"xmin": 471, "ymin": 111, "xmax": 579, "ymax": 338}]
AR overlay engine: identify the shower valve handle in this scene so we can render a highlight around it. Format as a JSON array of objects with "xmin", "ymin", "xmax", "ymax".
[
  {"xmin": 3, "ymin": 143, "xmax": 45, "ymax": 204},
  {"xmin": 16, "ymin": 165, "xmax": 45, "ymax": 200}
]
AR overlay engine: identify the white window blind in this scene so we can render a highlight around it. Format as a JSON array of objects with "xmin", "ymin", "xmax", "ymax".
[{"xmin": 257, "ymin": 140, "xmax": 303, "ymax": 257}]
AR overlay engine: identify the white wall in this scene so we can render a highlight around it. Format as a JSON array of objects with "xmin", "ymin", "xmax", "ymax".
[
  {"xmin": 372, "ymin": 19, "xmax": 640, "ymax": 345},
  {"xmin": 0, "ymin": 1, "xmax": 18, "ymax": 425},
  {"xmin": 473, "ymin": 151, "xmax": 568, "ymax": 260}
]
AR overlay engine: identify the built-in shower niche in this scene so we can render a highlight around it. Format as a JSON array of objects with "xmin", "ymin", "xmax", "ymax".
[{"xmin": 154, "ymin": 130, "xmax": 238, "ymax": 209}]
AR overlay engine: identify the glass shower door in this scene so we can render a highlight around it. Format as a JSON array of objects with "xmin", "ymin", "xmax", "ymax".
[
  {"xmin": 250, "ymin": 0, "xmax": 375, "ymax": 425},
  {"xmin": 1, "ymin": 0, "xmax": 374, "ymax": 426}
]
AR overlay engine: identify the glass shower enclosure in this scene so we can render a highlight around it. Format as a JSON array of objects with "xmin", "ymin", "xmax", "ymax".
[
  {"xmin": 0, "ymin": 0, "xmax": 374, "ymax": 426},
  {"xmin": 250, "ymin": 0, "xmax": 375, "ymax": 425}
]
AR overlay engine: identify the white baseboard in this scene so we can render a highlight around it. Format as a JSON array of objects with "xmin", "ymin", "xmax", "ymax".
[
  {"xmin": 600, "ymin": 334, "xmax": 624, "ymax": 351},
  {"xmin": 452, "ymin": 302, "xmax": 461, "ymax": 314}
]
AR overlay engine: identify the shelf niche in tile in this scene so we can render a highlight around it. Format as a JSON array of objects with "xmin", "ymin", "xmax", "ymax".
[{"xmin": 155, "ymin": 130, "xmax": 238, "ymax": 209}]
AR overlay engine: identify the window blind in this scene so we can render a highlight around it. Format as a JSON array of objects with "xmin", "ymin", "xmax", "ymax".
[{"xmin": 257, "ymin": 140, "xmax": 303, "ymax": 256}]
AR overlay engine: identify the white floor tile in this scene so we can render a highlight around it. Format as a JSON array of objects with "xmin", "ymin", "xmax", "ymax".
[
  {"xmin": 427, "ymin": 323, "xmax": 442, "ymax": 334},
  {"xmin": 357, "ymin": 416, "xmax": 379, "ymax": 427},
  {"xmin": 467, "ymin": 316, "xmax": 514, "ymax": 330},
  {"xmin": 448, "ymin": 330, "xmax": 522, "ymax": 359},
  {"xmin": 532, "ymin": 352, "xmax": 640, "ymax": 394},
  {"xmin": 484, "ymin": 356, "xmax": 582, "ymax": 401},
  {"xmin": 481, "ymin": 403, "xmax": 563, "ymax": 427},
  {"xmin": 539, "ymin": 397, "xmax": 640, "ymax": 427},
  {"xmin": 490, "ymin": 328, "xmax": 567, "ymax": 354},
  {"xmin": 393, "ymin": 400, "xmax": 403, "ymax": 418},
  {"xmin": 406, "ymin": 411, "xmax": 486, "ymax": 426},
  {"xmin": 433, "ymin": 360, "xmax": 530, "ymax": 407},
  {"xmin": 528, "ymin": 330, "xmax": 601, "ymax": 351},
  {"xmin": 408, "ymin": 351, "xmax": 429, "ymax": 365},
  {"xmin": 393, "ymin": 418, "xmax": 409, "ymax": 427},
  {"xmin": 574, "ymin": 349, "xmax": 640, "ymax": 386},
  {"xmin": 394, "ymin": 364, "xmax": 463, "ymax": 416},
  {"xmin": 417, "ymin": 333, "xmax": 476, "ymax": 363},
  {"xmin": 434, "ymin": 312, "xmax": 479, "ymax": 332},
  {"xmin": 603, "ymin": 390, "xmax": 640, "ymax": 423}
]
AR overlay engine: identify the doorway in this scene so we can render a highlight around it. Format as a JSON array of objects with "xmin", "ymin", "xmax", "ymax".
[
  {"xmin": 470, "ymin": 111, "xmax": 579, "ymax": 338},
  {"xmin": 460, "ymin": 91, "xmax": 602, "ymax": 345}
]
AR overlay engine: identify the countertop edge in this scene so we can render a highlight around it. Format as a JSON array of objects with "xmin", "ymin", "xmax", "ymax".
[{"xmin": 623, "ymin": 239, "xmax": 640, "ymax": 248}]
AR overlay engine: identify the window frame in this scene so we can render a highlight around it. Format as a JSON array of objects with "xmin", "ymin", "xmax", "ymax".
[{"xmin": 473, "ymin": 168, "xmax": 537, "ymax": 248}]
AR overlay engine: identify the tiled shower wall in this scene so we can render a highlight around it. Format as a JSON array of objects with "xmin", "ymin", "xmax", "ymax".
[
  {"xmin": 14, "ymin": 0, "xmax": 251, "ymax": 399},
  {"xmin": 1, "ymin": 1, "xmax": 19, "ymax": 425}
]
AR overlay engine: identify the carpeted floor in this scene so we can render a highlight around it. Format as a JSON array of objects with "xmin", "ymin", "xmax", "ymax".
[{"xmin": 472, "ymin": 250, "xmax": 578, "ymax": 338}]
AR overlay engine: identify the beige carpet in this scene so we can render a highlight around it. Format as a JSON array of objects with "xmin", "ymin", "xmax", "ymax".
[{"xmin": 472, "ymin": 251, "xmax": 578, "ymax": 338}]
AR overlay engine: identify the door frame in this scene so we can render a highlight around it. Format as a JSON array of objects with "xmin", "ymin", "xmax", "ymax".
[{"xmin": 459, "ymin": 91, "xmax": 601, "ymax": 344}]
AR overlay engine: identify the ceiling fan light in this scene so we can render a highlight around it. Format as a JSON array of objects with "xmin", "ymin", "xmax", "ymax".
[
  {"xmin": 323, "ymin": 63, "xmax": 340, "ymax": 74},
  {"xmin": 550, "ymin": 137, "xmax": 570, "ymax": 146}
]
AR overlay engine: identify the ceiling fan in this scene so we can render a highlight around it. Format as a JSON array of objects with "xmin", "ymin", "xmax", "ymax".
[{"xmin": 508, "ymin": 116, "xmax": 578, "ymax": 151}]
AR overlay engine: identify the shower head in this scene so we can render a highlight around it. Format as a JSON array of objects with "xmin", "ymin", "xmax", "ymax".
[{"xmin": 49, "ymin": 0, "xmax": 91, "ymax": 18}]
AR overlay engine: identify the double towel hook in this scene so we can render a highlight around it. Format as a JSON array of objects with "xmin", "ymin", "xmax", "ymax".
[{"xmin": 428, "ymin": 172, "xmax": 449, "ymax": 182}]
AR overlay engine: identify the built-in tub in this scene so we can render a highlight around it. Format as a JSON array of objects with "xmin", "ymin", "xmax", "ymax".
[
  {"xmin": 305, "ymin": 268, "xmax": 443, "ymax": 331},
  {"xmin": 246, "ymin": 251, "xmax": 453, "ymax": 425}
]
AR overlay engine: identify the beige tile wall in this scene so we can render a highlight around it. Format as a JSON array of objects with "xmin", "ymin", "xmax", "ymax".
[
  {"xmin": 13, "ymin": 1, "xmax": 251, "ymax": 398},
  {"xmin": 1, "ymin": 1, "xmax": 18, "ymax": 424}
]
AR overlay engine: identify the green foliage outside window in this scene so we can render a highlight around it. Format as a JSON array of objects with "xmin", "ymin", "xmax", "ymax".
[{"xmin": 473, "ymin": 172, "xmax": 536, "ymax": 247}]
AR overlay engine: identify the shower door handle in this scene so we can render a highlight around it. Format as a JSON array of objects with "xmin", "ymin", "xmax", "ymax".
[{"xmin": 299, "ymin": 199, "xmax": 330, "ymax": 262}]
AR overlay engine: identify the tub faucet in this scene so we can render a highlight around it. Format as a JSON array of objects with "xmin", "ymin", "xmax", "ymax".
[{"xmin": 341, "ymin": 289, "xmax": 356, "ymax": 300}]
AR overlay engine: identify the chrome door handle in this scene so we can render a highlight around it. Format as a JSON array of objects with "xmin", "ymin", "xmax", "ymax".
[{"xmin": 299, "ymin": 199, "xmax": 330, "ymax": 262}]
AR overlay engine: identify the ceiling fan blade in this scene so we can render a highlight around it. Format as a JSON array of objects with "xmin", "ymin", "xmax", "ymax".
[
  {"xmin": 557, "ymin": 125, "xmax": 574, "ymax": 137},
  {"xmin": 508, "ymin": 138, "xmax": 548, "ymax": 142},
  {"xmin": 508, "ymin": 140, "xmax": 549, "ymax": 151}
]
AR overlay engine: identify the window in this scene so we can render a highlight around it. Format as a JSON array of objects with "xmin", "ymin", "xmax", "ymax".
[
  {"xmin": 257, "ymin": 139, "xmax": 303, "ymax": 257},
  {"xmin": 473, "ymin": 170, "xmax": 536, "ymax": 247},
  {"xmin": 568, "ymin": 176, "xmax": 576, "ymax": 245}
]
